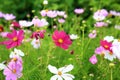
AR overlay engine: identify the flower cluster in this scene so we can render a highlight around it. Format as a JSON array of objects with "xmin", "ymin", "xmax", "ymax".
[
  {"xmin": 0, "ymin": 48, "xmax": 24, "ymax": 80},
  {"xmin": 89, "ymin": 36, "xmax": 120, "ymax": 64}
]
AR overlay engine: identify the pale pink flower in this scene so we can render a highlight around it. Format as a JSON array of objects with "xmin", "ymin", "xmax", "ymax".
[
  {"xmin": 74, "ymin": 8, "xmax": 84, "ymax": 14},
  {"xmin": 40, "ymin": 10, "xmax": 48, "ymax": 17},
  {"xmin": 58, "ymin": 18, "xmax": 65, "ymax": 23},
  {"xmin": 0, "ymin": 12, "xmax": 4, "ymax": 18},
  {"xmin": 32, "ymin": 18, "xmax": 48, "ymax": 27},
  {"xmin": 57, "ymin": 11, "xmax": 65, "ymax": 16},
  {"xmin": 19, "ymin": 20, "xmax": 33, "ymax": 28},
  {"xmin": 47, "ymin": 10, "xmax": 57, "ymax": 18},
  {"xmin": 95, "ymin": 46, "xmax": 105, "ymax": 54},
  {"xmin": 94, "ymin": 22, "xmax": 108, "ymax": 27},
  {"xmin": 3, "ymin": 14, "xmax": 16, "ymax": 20},
  {"xmin": 3, "ymin": 61, "xmax": 23, "ymax": 80},
  {"xmin": 89, "ymin": 55, "xmax": 97, "ymax": 64},
  {"xmin": 0, "ymin": 32, "xmax": 8, "ymax": 38},
  {"xmin": 88, "ymin": 30, "xmax": 97, "ymax": 38}
]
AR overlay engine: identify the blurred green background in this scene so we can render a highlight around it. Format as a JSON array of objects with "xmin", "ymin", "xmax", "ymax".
[{"xmin": 0, "ymin": 0, "xmax": 120, "ymax": 20}]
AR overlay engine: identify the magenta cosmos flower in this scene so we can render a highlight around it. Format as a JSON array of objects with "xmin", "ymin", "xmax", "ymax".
[
  {"xmin": 52, "ymin": 30, "xmax": 72, "ymax": 50},
  {"xmin": 0, "ymin": 30, "xmax": 24, "ymax": 49},
  {"xmin": 3, "ymin": 61, "xmax": 23, "ymax": 80}
]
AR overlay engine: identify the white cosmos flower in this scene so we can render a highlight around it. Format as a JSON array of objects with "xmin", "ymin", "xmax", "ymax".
[
  {"xmin": 111, "ymin": 39, "xmax": 120, "ymax": 60},
  {"xmin": 10, "ymin": 48, "xmax": 24, "ymax": 58},
  {"xmin": 70, "ymin": 34, "xmax": 78, "ymax": 40},
  {"xmin": 31, "ymin": 39, "xmax": 40, "ymax": 49},
  {"xmin": 0, "ymin": 63, "xmax": 6, "ymax": 70},
  {"xmin": 19, "ymin": 20, "xmax": 33, "ymax": 27},
  {"xmin": 104, "ymin": 36, "xmax": 114, "ymax": 42},
  {"xmin": 104, "ymin": 50, "xmax": 116, "ymax": 61},
  {"xmin": 48, "ymin": 64, "xmax": 75, "ymax": 80}
]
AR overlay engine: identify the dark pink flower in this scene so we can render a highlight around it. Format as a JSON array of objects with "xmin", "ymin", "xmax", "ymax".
[
  {"xmin": 0, "ymin": 30, "xmax": 24, "ymax": 49},
  {"xmin": 100, "ymin": 40, "xmax": 112, "ymax": 51},
  {"xmin": 12, "ymin": 21, "xmax": 21, "ymax": 28},
  {"xmin": 3, "ymin": 61, "xmax": 23, "ymax": 80},
  {"xmin": 52, "ymin": 30, "xmax": 72, "ymax": 50},
  {"xmin": 31, "ymin": 30, "xmax": 46, "ymax": 39}
]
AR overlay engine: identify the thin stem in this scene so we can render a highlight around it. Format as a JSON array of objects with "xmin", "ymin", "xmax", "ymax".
[{"xmin": 111, "ymin": 68, "xmax": 113, "ymax": 80}]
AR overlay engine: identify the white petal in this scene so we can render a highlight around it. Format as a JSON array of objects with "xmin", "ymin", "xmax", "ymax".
[
  {"xmin": 62, "ymin": 74, "xmax": 74, "ymax": 80},
  {"xmin": 48, "ymin": 65, "xmax": 58, "ymax": 74},
  {"xmin": 9, "ymin": 52, "xmax": 15, "ymax": 58},
  {"xmin": 18, "ymin": 50, "xmax": 24, "ymax": 56},
  {"xmin": 50, "ymin": 75, "xmax": 58, "ymax": 80},
  {"xmin": 57, "ymin": 76, "xmax": 63, "ymax": 80},
  {"xmin": 62, "ymin": 64, "xmax": 74, "ymax": 73},
  {"xmin": 0, "ymin": 63, "xmax": 6, "ymax": 70}
]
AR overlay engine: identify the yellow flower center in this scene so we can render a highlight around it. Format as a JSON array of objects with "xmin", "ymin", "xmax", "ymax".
[
  {"xmin": 109, "ymin": 51, "xmax": 113, "ymax": 55},
  {"xmin": 45, "ymin": 9, "xmax": 49, "ymax": 12},
  {"xmin": 118, "ymin": 39, "xmax": 120, "ymax": 42},
  {"xmin": 104, "ymin": 45, "xmax": 108, "ymax": 48},
  {"xmin": 12, "ymin": 58, "xmax": 17, "ymax": 62},
  {"xmin": 12, "ymin": 69, "xmax": 16, "ymax": 74},
  {"xmin": 58, "ymin": 71, "xmax": 62, "ymax": 76},
  {"xmin": 58, "ymin": 39, "xmax": 63, "ymax": 44},
  {"xmin": 36, "ymin": 41, "xmax": 39, "ymax": 44},
  {"xmin": 13, "ymin": 37, "xmax": 18, "ymax": 41}
]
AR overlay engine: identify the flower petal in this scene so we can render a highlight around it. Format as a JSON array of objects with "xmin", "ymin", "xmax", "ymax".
[
  {"xmin": 48, "ymin": 65, "xmax": 58, "ymax": 74},
  {"xmin": 62, "ymin": 64, "xmax": 74, "ymax": 73},
  {"xmin": 50, "ymin": 75, "xmax": 58, "ymax": 80}
]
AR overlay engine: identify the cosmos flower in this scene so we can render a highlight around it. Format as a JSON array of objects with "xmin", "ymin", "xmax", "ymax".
[
  {"xmin": 74, "ymin": 8, "xmax": 84, "ymax": 14},
  {"xmin": 0, "ymin": 12, "xmax": 4, "ymax": 18},
  {"xmin": 19, "ymin": 20, "xmax": 33, "ymax": 28},
  {"xmin": 104, "ymin": 36, "xmax": 114, "ymax": 42},
  {"xmin": 31, "ymin": 38, "xmax": 40, "ymax": 49},
  {"xmin": 0, "ymin": 30, "xmax": 24, "ymax": 49},
  {"xmin": 43, "ymin": 0, "xmax": 48, "ymax": 5},
  {"xmin": 3, "ymin": 14, "xmax": 16, "ymax": 20},
  {"xmin": 12, "ymin": 21, "xmax": 21, "ymax": 28},
  {"xmin": 93, "ymin": 9, "xmax": 108, "ymax": 21},
  {"xmin": 57, "ymin": 11, "xmax": 65, "ymax": 16},
  {"xmin": 111, "ymin": 39, "xmax": 120, "ymax": 60},
  {"xmin": 40, "ymin": 10, "xmax": 48, "ymax": 17},
  {"xmin": 48, "ymin": 64, "xmax": 75, "ymax": 80},
  {"xmin": 32, "ymin": 18, "xmax": 48, "ymax": 27},
  {"xmin": 0, "ymin": 32, "xmax": 8, "ymax": 38},
  {"xmin": 94, "ymin": 22, "xmax": 108, "ymax": 27},
  {"xmin": 88, "ymin": 30, "xmax": 97, "ymax": 38},
  {"xmin": 47, "ymin": 10, "xmax": 57, "ymax": 18},
  {"xmin": 70, "ymin": 34, "xmax": 78, "ymax": 40},
  {"xmin": 52, "ymin": 30, "xmax": 72, "ymax": 50},
  {"xmin": 89, "ymin": 55, "xmax": 97, "ymax": 64},
  {"xmin": 3, "ymin": 61, "xmax": 23, "ymax": 80},
  {"xmin": 95, "ymin": 46, "xmax": 105, "ymax": 54},
  {"xmin": 10, "ymin": 48, "xmax": 24, "ymax": 58},
  {"xmin": 100, "ymin": 40, "xmax": 112, "ymax": 50},
  {"xmin": 31, "ymin": 30, "xmax": 46, "ymax": 39},
  {"xmin": 58, "ymin": 18, "xmax": 65, "ymax": 23}
]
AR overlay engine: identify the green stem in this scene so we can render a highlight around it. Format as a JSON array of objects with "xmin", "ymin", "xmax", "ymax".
[{"xmin": 111, "ymin": 68, "xmax": 113, "ymax": 80}]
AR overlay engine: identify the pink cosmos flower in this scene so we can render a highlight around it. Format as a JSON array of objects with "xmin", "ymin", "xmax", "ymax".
[
  {"xmin": 58, "ymin": 18, "xmax": 65, "ymax": 23},
  {"xmin": 0, "ymin": 30, "xmax": 24, "ymax": 49},
  {"xmin": 32, "ymin": 18, "xmax": 48, "ymax": 27},
  {"xmin": 47, "ymin": 10, "xmax": 57, "ymax": 18},
  {"xmin": 89, "ymin": 55, "xmax": 97, "ymax": 64},
  {"xmin": 3, "ymin": 14, "xmax": 16, "ymax": 20},
  {"xmin": 40, "ymin": 10, "xmax": 48, "ymax": 17},
  {"xmin": 74, "ymin": 8, "xmax": 84, "ymax": 14},
  {"xmin": 88, "ymin": 30, "xmax": 97, "ymax": 38},
  {"xmin": 31, "ymin": 30, "xmax": 46, "ymax": 39},
  {"xmin": 94, "ymin": 22, "xmax": 108, "ymax": 27},
  {"xmin": 11, "ymin": 55, "xmax": 23, "ymax": 66},
  {"xmin": 0, "ymin": 32, "xmax": 8, "ymax": 38},
  {"xmin": 95, "ymin": 46, "xmax": 105, "ymax": 54},
  {"xmin": 3, "ymin": 61, "xmax": 23, "ymax": 80},
  {"xmin": 100, "ymin": 40, "xmax": 112, "ymax": 51},
  {"xmin": 110, "ymin": 10, "xmax": 120, "ymax": 16},
  {"xmin": 0, "ymin": 12, "xmax": 4, "ymax": 18},
  {"xmin": 93, "ymin": 9, "xmax": 108, "ymax": 21},
  {"xmin": 52, "ymin": 30, "xmax": 72, "ymax": 50}
]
